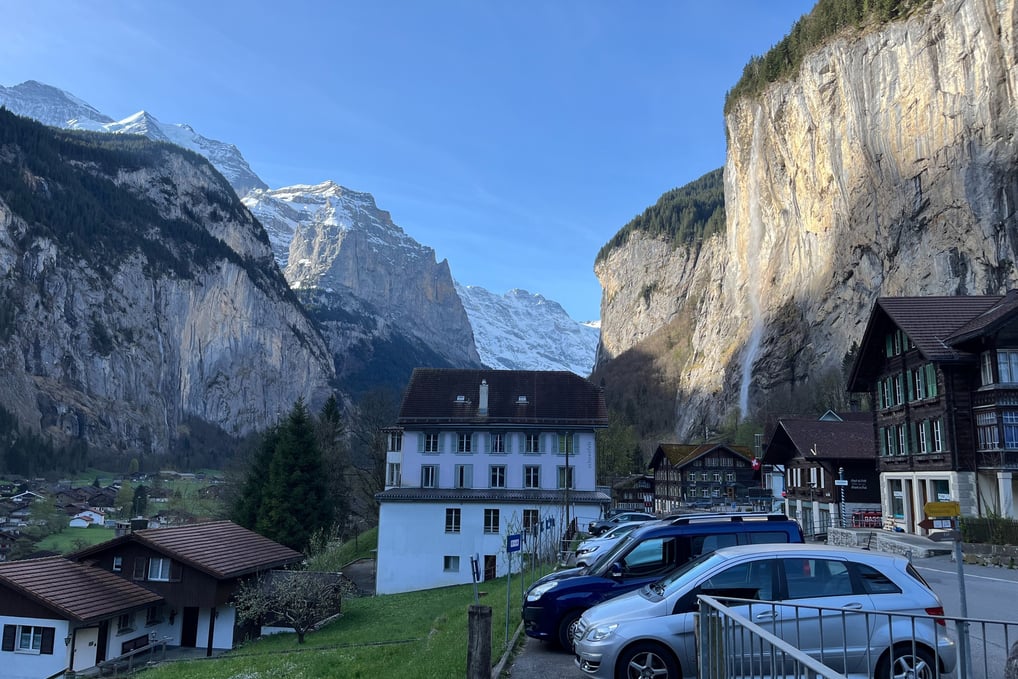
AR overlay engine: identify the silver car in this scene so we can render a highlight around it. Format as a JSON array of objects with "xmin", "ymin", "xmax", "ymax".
[
  {"xmin": 575, "ymin": 521, "xmax": 650, "ymax": 567},
  {"xmin": 573, "ymin": 543, "xmax": 956, "ymax": 679}
]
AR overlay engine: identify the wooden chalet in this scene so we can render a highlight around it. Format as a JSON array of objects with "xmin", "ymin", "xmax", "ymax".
[
  {"xmin": 849, "ymin": 291, "xmax": 1018, "ymax": 532},
  {"xmin": 649, "ymin": 443, "xmax": 757, "ymax": 514}
]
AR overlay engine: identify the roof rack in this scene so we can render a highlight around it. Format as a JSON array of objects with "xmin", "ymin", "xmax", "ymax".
[{"xmin": 666, "ymin": 512, "xmax": 789, "ymax": 525}]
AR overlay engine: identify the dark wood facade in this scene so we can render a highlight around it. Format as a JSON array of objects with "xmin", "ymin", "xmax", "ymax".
[
  {"xmin": 649, "ymin": 443, "xmax": 756, "ymax": 513},
  {"xmin": 848, "ymin": 292, "xmax": 1018, "ymax": 527}
]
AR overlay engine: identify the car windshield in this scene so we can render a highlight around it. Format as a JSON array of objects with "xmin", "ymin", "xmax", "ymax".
[
  {"xmin": 655, "ymin": 551, "xmax": 728, "ymax": 595},
  {"xmin": 588, "ymin": 532, "xmax": 639, "ymax": 574},
  {"xmin": 601, "ymin": 522, "xmax": 641, "ymax": 540}
]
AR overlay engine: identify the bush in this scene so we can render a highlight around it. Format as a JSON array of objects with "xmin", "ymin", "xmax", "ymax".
[{"xmin": 961, "ymin": 516, "xmax": 1018, "ymax": 545}]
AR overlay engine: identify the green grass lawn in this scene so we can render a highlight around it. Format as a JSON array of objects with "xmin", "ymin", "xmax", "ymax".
[
  {"xmin": 136, "ymin": 562, "xmax": 553, "ymax": 679},
  {"xmin": 35, "ymin": 526, "xmax": 117, "ymax": 553}
]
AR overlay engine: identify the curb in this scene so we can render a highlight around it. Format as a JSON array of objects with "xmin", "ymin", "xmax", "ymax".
[{"xmin": 492, "ymin": 621, "xmax": 524, "ymax": 678}]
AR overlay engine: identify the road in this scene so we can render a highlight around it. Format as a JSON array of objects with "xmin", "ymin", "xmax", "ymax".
[
  {"xmin": 915, "ymin": 554, "xmax": 1018, "ymax": 678},
  {"xmin": 502, "ymin": 554, "xmax": 1018, "ymax": 679}
]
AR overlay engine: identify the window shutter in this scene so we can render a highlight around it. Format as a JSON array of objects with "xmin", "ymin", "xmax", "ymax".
[
  {"xmin": 573, "ymin": 433, "xmax": 579, "ymax": 455},
  {"xmin": 170, "ymin": 560, "xmax": 182, "ymax": 582},
  {"xmin": 40, "ymin": 627, "xmax": 55, "ymax": 655},
  {"xmin": 133, "ymin": 557, "xmax": 147, "ymax": 580},
  {"xmin": 926, "ymin": 364, "xmax": 937, "ymax": 398},
  {"xmin": 418, "ymin": 433, "xmax": 424, "ymax": 452},
  {"xmin": 906, "ymin": 369, "xmax": 915, "ymax": 402},
  {"xmin": 2, "ymin": 625, "xmax": 15, "ymax": 652}
]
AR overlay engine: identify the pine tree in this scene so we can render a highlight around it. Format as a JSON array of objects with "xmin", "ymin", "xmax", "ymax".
[
  {"xmin": 232, "ymin": 425, "xmax": 280, "ymax": 530},
  {"xmin": 250, "ymin": 399, "xmax": 335, "ymax": 552}
]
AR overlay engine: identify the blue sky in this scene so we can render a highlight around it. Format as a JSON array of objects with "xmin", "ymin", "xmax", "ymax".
[{"xmin": 1, "ymin": 1, "xmax": 815, "ymax": 321}]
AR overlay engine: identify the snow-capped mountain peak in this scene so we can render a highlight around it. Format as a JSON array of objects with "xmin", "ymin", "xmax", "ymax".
[{"xmin": 456, "ymin": 284, "xmax": 600, "ymax": 375}]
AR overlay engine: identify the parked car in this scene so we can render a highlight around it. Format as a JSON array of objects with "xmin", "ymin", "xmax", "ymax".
[
  {"xmin": 575, "ymin": 522, "xmax": 649, "ymax": 568},
  {"xmin": 573, "ymin": 543, "xmax": 956, "ymax": 679},
  {"xmin": 523, "ymin": 513, "xmax": 803, "ymax": 649},
  {"xmin": 588, "ymin": 512, "xmax": 657, "ymax": 537}
]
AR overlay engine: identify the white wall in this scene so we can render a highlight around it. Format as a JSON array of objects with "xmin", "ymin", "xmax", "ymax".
[
  {"xmin": 376, "ymin": 500, "xmax": 599, "ymax": 595},
  {"xmin": 1, "ymin": 615, "xmax": 71, "ymax": 679}
]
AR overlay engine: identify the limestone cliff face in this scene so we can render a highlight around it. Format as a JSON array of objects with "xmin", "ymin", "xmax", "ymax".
[
  {"xmin": 0, "ymin": 121, "xmax": 334, "ymax": 455},
  {"xmin": 596, "ymin": 0, "xmax": 1018, "ymax": 437},
  {"xmin": 246, "ymin": 181, "xmax": 481, "ymax": 369}
]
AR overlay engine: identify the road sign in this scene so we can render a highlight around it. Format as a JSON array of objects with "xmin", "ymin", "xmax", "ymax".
[
  {"xmin": 928, "ymin": 530, "xmax": 962, "ymax": 542},
  {"xmin": 834, "ymin": 480, "xmax": 848, "ymax": 486},
  {"xmin": 919, "ymin": 517, "xmax": 955, "ymax": 531},
  {"xmin": 507, "ymin": 533, "xmax": 522, "ymax": 553},
  {"xmin": 924, "ymin": 501, "xmax": 961, "ymax": 518}
]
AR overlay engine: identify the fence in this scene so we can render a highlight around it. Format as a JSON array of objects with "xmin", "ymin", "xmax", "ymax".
[{"xmin": 697, "ymin": 595, "xmax": 1018, "ymax": 678}]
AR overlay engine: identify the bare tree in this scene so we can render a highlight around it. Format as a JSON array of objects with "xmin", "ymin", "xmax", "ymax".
[{"xmin": 233, "ymin": 571, "xmax": 344, "ymax": 644}]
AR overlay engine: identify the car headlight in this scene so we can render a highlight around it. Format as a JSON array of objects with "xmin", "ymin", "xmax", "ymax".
[
  {"xmin": 586, "ymin": 623, "xmax": 618, "ymax": 642},
  {"xmin": 526, "ymin": 581, "xmax": 558, "ymax": 602},
  {"xmin": 577, "ymin": 545, "xmax": 599, "ymax": 555}
]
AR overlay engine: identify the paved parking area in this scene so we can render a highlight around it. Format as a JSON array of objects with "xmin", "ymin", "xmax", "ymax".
[{"xmin": 501, "ymin": 635, "xmax": 576, "ymax": 679}]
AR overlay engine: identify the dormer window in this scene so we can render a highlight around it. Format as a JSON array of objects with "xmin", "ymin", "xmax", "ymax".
[{"xmin": 517, "ymin": 395, "xmax": 528, "ymax": 404}]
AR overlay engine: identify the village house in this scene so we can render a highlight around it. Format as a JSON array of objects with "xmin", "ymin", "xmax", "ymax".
[
  {"xmin": 848, "ymin": 291, "xmax": 1018, "ymax": 533},
  {"xmin": 376, "ymin": 369, "xmax": 609, "ymax": 595},
  {"xmin": 761, "ymin": 411, "xmax": 881, "ymax": 537},
  {"xmin": 611, "ymin": 474, "xmax": 655, "ymax": 512},
  {"xmin": 70, "ymin": 520, "xmax": 303, "ymax": 655},
  {"xmin": 648, "ymin": 443, "xmax": 757, "ymax": 514},
  {"xmin": 0, "ymin": 555, "xmax": 163, "ymax": 678}
]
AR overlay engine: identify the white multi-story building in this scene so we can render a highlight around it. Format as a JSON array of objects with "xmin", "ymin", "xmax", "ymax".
[{"xmin": 375, "ymin": 369, "xmax": 609, "ymax": 595}]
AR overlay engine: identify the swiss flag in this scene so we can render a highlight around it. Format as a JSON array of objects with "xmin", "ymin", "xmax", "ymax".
[{"xmin": 751, "ymin": 457, "xmax": 761, "ymax": 471}]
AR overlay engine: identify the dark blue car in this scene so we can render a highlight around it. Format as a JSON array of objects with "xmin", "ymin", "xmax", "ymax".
[{"xmin": 521, "ymin": 513, "xmax": 804, "ymax": 648}]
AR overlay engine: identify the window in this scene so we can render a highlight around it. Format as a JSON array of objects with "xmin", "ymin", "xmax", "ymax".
[
  {"xmin": 421, "ymin": 465, "xmax": 437, "ymax": 488},
  {"xmin": 2, "ymin": 625, "xmax": 54, "ymax": 655},
  {"xmin": 388, "ymin": 431, "xmax": 403, "ymax": 452},
  {"xmin": 117, "ymin": 613, "xmax": 133, "ymax": 634},
  {"xmin": 112, "ymin": 555, "xmax": 123, "ymax": 572},
  {"xmin": 490, "ymin": 433, "xmax": 505, "ymax": 453},
  {"xmin": 893, "ymin": 374, "xmax": 903, "ymax": 406},
  {"xmin": 148, "ymin": 557, "xmax": 172, "ymax": 581},
  {"xmin": 781, "ymin": 558, "xmax": 853, "ymax": 599},
  {"xmin": 932, "ymin": 418, "xmax": 943, "ymax": 451},
  {"xmin": 484, "ymin": 508, "xmax": 500, "ymax": 533},
  {"xmin": 982, "ymin": 351, "xmax": 994, "ymax": 386},
  {"xmin": 726, "ymin": 472, "xmax": 735, "ymax": 482},
  {"xmin": 386, "ymin": 462, "xmax": 401, "ymax": 486},
  {"xmin": 700, "ymin": 559, "xmax": 774, "ymax": 601},
  {"xmin": 713, "ymin": 472, "xmax": 721, "ymax": 482},
  {"xmin": 856, "ymin": 563, "xmax": 901, "ymax": 595},
  {"xmin": 1005, "ymin": 411, "xmax": 1018, "ymax": 449},
  {"xmin": 687, "ymin": 472, "xmax": 696, "ymax": 482},
  {"xmin": 457, "ymin": 433, "xmax": 472, "ymax": 453},
  {"xmin": 977, "ymin": 411, "xmax": 999, "ymax": 450},
  {"xmin": 712, "ymin": 488, "xmax": 720, "ymax": 497},
  {"xmin": 558, "ymin": 434, "xmax": 574, "ymax": 455},
  {"xmin": 918, "ymin": 421, "xmax": 929, "ymax": 454},
  {"xmin": 489, "ymin": 465, "xmax": 506, "ymax": 488},
  {"xmin": 424, "ymin": 433, "xmax": 440, "ymax": 453},
  {"xmin": 557, "ymin": 466, "xmax": 574, "ymax": 489},
  {"xmin": 525, "ymin": 433, "xmax": 541, "ymax": 453},
  {"xmin": 454, "ymin": 464, "xmax": 472, "ymax": 488},
  {"xmin": 146, "ymin": 605, "xmax": 163, "ymax": 626},
  {"xmin": 999, "ymin": 350, "xmax": 1018, "ymax": 383},
  {"xmin": 443, "ymin": 555, "xmax": 460, "ymax": 572},
  {"xmin": 701, "ymin": 488, "xmax": 710, "ymax": 498},
  {"xmin": 701, "ymin": 472, "xmax": 709, "ymax": 481},
  {"xmin": 524, "ymin": 465, "xmax": 540, "ymax": 489},
  {"xmin": 445, "ymin": 508, "xmax": 461, "ymax": 533},
  {"xmin": 890, "ymin": 479, "xmax": 905, "ymax": 519},
  {"xmin": 523, "ymin": 509, "xmax": 539, "ymax": 531}
]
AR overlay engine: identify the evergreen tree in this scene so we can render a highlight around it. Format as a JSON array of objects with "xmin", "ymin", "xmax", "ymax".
[
  {"xmin": 248, "ymin": 399, "xmax": 334, "ymax": 553},
  {"xmin": 316, "ymin": 394, "xmax": 350, "ymax": 529},
  {"xmin": 232, "ymin": 425, "xmax": 280, "ymax": 530},
  {"xmin": 131, "ymin": 484, "xmax": 149, "ymax": 516}
]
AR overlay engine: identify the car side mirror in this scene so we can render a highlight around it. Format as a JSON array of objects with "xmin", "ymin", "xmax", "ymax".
[{"xmin": 609, "ymin": 562, "xmax": 623, "ymax": 579}]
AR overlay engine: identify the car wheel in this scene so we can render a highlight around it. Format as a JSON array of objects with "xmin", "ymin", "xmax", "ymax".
[
  {"xmin": 874, "ymin": 644, "xmax": 937, "ymax": 679},
  {"xmin": 557, "ymin": 610, "xmax": 582, "ymax": 651},
  {"xmin": 616, "ymin": 641, "xmax": 680, "ymax": 679}
]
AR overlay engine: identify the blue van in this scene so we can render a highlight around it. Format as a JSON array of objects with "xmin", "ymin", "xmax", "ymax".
[{"xmin": 521, "ymin": 513, "xmax": 804, "ymax": 648}]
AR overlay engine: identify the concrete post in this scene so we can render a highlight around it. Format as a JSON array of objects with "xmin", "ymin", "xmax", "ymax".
[{"xmin": 467, "ymin": 604, "xmax": 492, "ymax": 679}]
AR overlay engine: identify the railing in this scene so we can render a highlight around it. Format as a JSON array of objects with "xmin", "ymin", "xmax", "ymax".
[
  {"xmin": 95, "ymin": 637, "xmax": 169, "ymax": 677},
  {"xmin": 696, "ymin": 595, "xmax": 1018, "ymax": 679}
]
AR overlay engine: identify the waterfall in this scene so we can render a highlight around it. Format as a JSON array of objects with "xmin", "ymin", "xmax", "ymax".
[{"xmin": 738, "ymin": 110, "xmax": 765, "ymax": 420}]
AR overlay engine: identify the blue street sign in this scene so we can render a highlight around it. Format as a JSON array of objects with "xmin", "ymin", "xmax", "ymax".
[{"xmin": 507, "ymin": 533, "xmax": 522, "ymax": 553}]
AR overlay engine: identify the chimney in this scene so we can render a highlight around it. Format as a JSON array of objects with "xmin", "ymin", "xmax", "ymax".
[{"xmin": 479, "ymin": 380, "xmax": 489, "ymax": 415}]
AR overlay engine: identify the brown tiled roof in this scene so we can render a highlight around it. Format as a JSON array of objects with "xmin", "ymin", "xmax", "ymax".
[
  {"xmin": 654, "ymin": 443, "xmax": 753, "ymax": 469},
  {"xmin": 0, "ymin": 556, "xmax": 162, "ymax": 623},
  {"xmin": 397, "ymin": 369, "xmax": 608, "ymax": 426},
  {"xmin": 131, "ymin": 521, "xmax": 303, "ymax": 579},
  {"xmin": 948, "ymin": 289, "xmax": 1018, "ymax": 344},
  {"xmin": 877, "ymin": 296, "xmax": 1003, "ymax": 361},
  {"xmin": 763, "ymin": 418, "xmax": 875, "ymax": 465}
]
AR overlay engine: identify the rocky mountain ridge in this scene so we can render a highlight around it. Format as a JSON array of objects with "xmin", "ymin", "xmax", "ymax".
[
  {"xmin": 595, "ymin": 0, "xmax": 1018, "ymax": 439},
  {"xmin": 0, "ymin": 110, "xmax": 334, "ymax": 457}
]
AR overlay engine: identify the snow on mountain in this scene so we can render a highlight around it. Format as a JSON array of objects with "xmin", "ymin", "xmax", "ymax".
[
  {"xmin": 455, "ymin": 284, "xmax": 599, "ymax": 375},
  {"xmin": 1, "ymin": 79, "xmax": 599, "ymax": 376},
  {"xmin": 241, "ymin": 181, "xmax": 426, "ymax": 274},
  {"xmin": 0, "ymin": 81, "xmax": 267, "ymax": 195}
]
